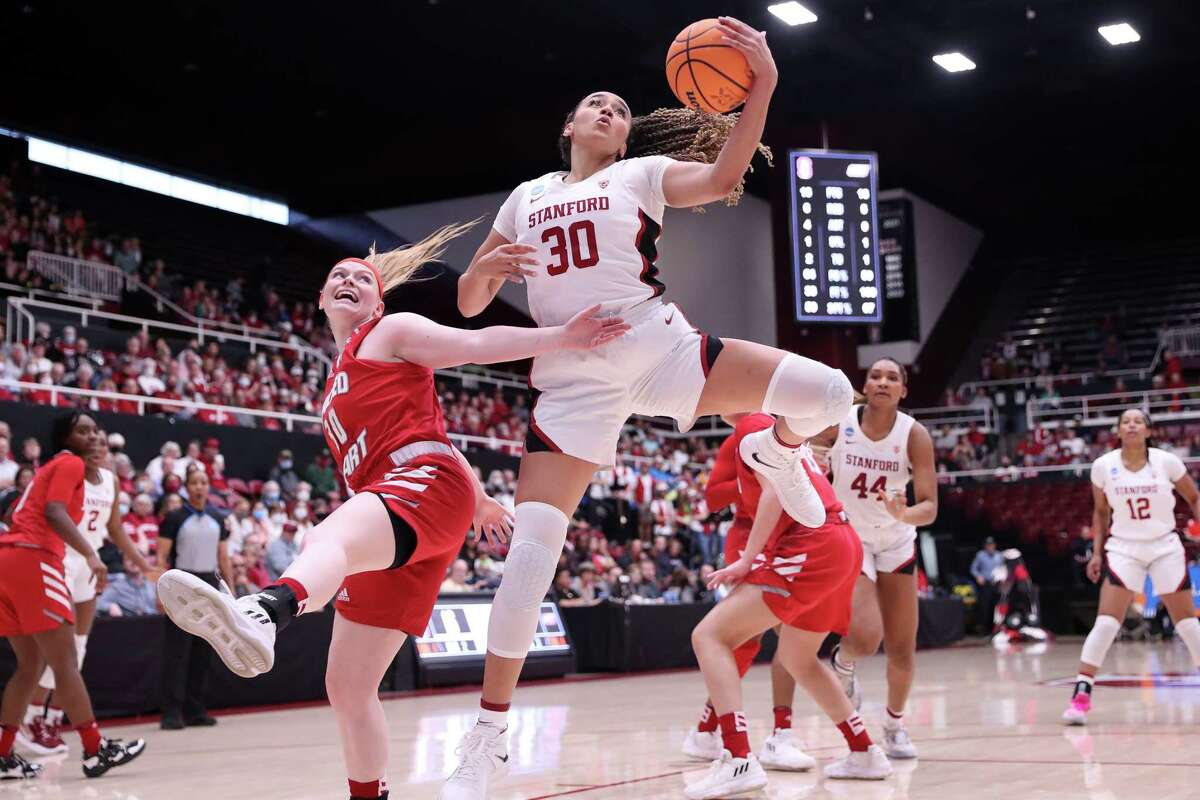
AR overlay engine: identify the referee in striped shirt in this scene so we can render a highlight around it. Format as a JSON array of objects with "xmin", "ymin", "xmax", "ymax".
[{"xmin": 157, "ymin": 468, "xmax": 233, "ymax": 730}]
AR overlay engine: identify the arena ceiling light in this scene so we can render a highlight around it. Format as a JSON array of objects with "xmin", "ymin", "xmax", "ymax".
[
  {"xmin": 26, "ymin": 136, "xmax": 289, "ymax": 225},
  {"xmin": 932, "ymin": 52, "xmax": 977, "ymax": 73},
  {"xmin": 1098, "ymin": 22, "xmax": 1140, "ymax": 46},
  {"xmin": 767, "ymin": 2, "xmax": 818, "ymax": 26}
]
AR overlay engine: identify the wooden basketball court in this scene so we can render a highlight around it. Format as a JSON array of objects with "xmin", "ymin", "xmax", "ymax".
[{"xmin": 5, "ymin": 639, "xmax": 1197, "ymax": 799}]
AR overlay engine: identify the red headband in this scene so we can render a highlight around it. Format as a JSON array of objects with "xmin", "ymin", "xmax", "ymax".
[{"xmin": 333, "ymin": 257, "xmax": 383, "ymax": 297}]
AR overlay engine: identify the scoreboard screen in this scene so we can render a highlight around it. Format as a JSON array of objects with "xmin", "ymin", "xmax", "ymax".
[{"xmin": 788, "ymin": 150, "xmax": 882, "ymax": 324}]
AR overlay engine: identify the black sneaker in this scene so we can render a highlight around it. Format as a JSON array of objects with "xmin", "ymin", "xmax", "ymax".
[
  {"xmin": 0, "ymin": 753, "xmax": 43, "ymax": 780},
  {"xmin": 82, "ymin": 738, "xmax": 146, "ymax": 778},
  {"xmin": 185, "ymin": 714, "xmax": 218, "ymax": 727}
]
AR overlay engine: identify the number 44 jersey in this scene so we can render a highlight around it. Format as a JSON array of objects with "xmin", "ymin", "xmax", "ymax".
[
  {"xmin": 492, "ymin": 155, "xmax": 674, "ymax": 328},
  {"xmin": 829, "ymin": 406, "xmax": 917, "ymax": 545}
]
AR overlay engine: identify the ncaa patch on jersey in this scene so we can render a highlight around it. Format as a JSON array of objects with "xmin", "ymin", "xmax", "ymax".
[
  {"xmin": 844, "ymin": 427, "xmax": 855, "ymax": 437},
  {"xmin": 529, "ymin": 184, "xmax": 546, "ymax": 201}
]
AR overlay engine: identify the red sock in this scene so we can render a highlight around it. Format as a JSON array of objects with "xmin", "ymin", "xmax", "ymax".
[
  {"xmin": 278, "ymin": 577, "xmax": 310, "ymax": 614},
  {"xmin": 718, "ymin": 711, "xmax": 751, "ymax": 759},
  {"xmin": 76, "ymin": 719, "xmax": 102, "ymax": 756},
  {"xmin": 348, "ymin": 778, "xmax": 387, "ymax": 798},
  {"xmin": 773, "ymin": 705, "xmax": 792, "ymax": 730},
  {"xmin": 0, "ymin": 724, "xmax": 16, "ymax": 757},
  {"xmin": 836, "ymin": 712, "xmax": 872, "ymax": 752},
  {"xmin": 733, "ymin": 638, "xmax": 761, "ymax": 678},
  {"xmin": 697, "ymin": 701, "xmax": 718, "ymax": 733}
]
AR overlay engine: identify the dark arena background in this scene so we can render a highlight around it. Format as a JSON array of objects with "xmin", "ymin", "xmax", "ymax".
[{"xmin": 1, "ymin": 2, "xmax": 1198, "ymax": 798}]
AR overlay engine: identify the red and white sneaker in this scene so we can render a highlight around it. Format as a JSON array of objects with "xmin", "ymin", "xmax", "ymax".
[
  {"xmin": 1062, "ymin": 693, "xmax": 1091, "ymax": 726},
  {"xmin": 15, "ymin": 716, "xmax": 68, "ymax": 757}
]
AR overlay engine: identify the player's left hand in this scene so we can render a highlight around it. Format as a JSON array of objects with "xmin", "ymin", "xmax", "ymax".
[
  {"xmin": 472, "ymin": 496, "xmax": 514, "ymax": 550},
  {"xmin": 707, "ymin": 557, "xmax": 752, "ymax": 590},
  {"xmin": 1186, "ymin": 518, "xmax": 1200, "ymax": 541},
  {"xmin": 559, "ymin": 304, "xmax": 631, "ymax": 350},
  {"xmin": 717, "ymin": 16, "xmax": 778, "ymax": 89},
  {"xmin": 878, "ymin": 489, "xmax": 908, "ymax": 523}
]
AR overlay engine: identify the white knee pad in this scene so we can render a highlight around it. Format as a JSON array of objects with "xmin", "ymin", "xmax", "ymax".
[
  {"xmin": 487, "ymin": 502, "xmax": 569, "ymax": 659},
  {"xmin": 75, "ymin": 633, "xmax": 88, "ymax": 669},
  {"xmin": 1080, "ymin": 614, "xmax": 1121, "ymax": 669},
  {"xmin": 763, "ymin": 354, "xmax": 853, "ymax": 438},
  {"xmin": 1174, "ymin": 616, "xmax": 1200, "ymax": 667}
]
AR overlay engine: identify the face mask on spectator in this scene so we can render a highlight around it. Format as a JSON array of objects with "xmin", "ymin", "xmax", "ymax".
[
  {"xmin": 279, "ymin": 459, "xmax": 293, "ymax": 470},
  {"xmin": 296, "ymin": 489, "xmax": 310, "ymax": 502},
  {"xmin": 252, "ymin": 508, "xmax": 268, "ymax": 521},
  {"xmin": 119, "ymin": 503, "xmax": 130, "ymax": 515},
  {"xmin": 264, "ymin": 490, "xmax": 280, "ymax": 503},
  {"xmin": 293, "ymin": 507, "xmax": 309, "ymax": 521},
  {"xmin": 238, "ymin": 376, "xmax": 251, "ymax": 388}
]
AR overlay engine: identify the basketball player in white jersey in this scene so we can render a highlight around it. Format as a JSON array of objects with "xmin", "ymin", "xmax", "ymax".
[
  {"xmin": 811, "ymin": 357, "xmax": 937, "ymax": 759},
  {"xmin": 17, "ymin": 429, "xmax": 154, "ymax": 755},
  {"xmin": 1063, "ymin": 408, "xmax": 1200, "ymax": 724},
  {"xmin": 442, "ymin": 19, "xmax": 857, "ymax": 799}
]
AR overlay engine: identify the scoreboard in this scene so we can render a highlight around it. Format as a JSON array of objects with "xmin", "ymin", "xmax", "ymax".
[{"xmin": 788, "ymin": 150, "xmax": 882, "ymax": 324}]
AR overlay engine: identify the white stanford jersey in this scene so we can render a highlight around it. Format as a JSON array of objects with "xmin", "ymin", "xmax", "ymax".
[
  {"xmin": 830, "ymin": 407, "xmax": 917, "ymax": 539},
  {"xmin": 493, "ymin": 155, "xmax": 673, "ymax": 327},
  {"xmin": 81, "ymin": 466, "xmax": 115, "ymax": 550},
  {"xmin": 1092, "ymin": 448, "xmax": 1186, "ymax": 542}
]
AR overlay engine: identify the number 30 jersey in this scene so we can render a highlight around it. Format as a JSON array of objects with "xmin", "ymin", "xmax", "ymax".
[
  {"xmin": 829, "ymin": 406, "xmax": 917, "ymax": 542},
  {"xmin": 320, "ymin": 315, "xmax": 453, "ymax": 494},
  {"xmin": 1091, "ymin": 448, "xmax": 1186, "ymax": 542},
  {"xmin": 492, "ymin": 155, "xmax": 674, "ymax": 328}
]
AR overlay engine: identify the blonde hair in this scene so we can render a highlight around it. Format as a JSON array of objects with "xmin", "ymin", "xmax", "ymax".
[
  {"xmin": 628, "ymin": 107, "xmax": 773, "ymax": 208},
  {"xmin": 361, "ymin": 219, "xmax": 479, "ymax": 295}
]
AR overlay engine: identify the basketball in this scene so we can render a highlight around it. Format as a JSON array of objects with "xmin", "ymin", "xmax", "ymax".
[{"xmin": 666, "ymin": 18, "xmax": 754, "ymax": 114}]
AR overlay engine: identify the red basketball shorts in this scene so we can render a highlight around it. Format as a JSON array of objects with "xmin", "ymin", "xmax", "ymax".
[
  {"xmin": 334, "ymin": 453, "xmax": 475, "ymax": 637},
  {"xmin": 745, "ymin": 521, "xmax": 863, "ymax": 636},
  {"xmin": 0, "ymin": 545, "xmax": 74, "ymax": 636}
]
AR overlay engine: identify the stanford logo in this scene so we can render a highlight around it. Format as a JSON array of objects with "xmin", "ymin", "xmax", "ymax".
[
  {"xmin": 599, "ymin": 180, "xmax": 609, "ymax": 189},
  {"xmin": 894, "ymin": 445, "xmax": 901, "ymax": 454}
]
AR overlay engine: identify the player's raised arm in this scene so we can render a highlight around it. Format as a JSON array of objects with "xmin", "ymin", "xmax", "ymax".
[
  {"xmin": 375, "ymin": 305, "xmax": 629, "ymax": 370},
  {"xmin": 661, "ymin": 17, "xmax": 777, "ymax": 208}
]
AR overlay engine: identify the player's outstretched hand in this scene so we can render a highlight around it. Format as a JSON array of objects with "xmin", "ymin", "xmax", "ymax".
[
  {"xmin": 707, "ymin": 557, "xmax": 752, "ymax": 591},
  {"xmin": 472, "ymin": 243, "xmax": 540, "ymax": 284},
  {"xmin": 560, "ymin": 304, "xmax": 631, "ymax": 350},
  {"xmin": 717, "ymin": 16, "xmax": 777, "ymax": 88},
  {"xmin": 472, "ymin": 495, "xmax": 514, "ymax": 550}
]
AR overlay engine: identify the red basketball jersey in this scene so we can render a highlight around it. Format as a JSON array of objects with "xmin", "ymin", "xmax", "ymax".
[
  {"xmin": 0, "ymin": 451, "xmax": 86, "ymax": 560},
  {"xmin": 321, "ymin": 314, "xmax": 454, "ymax": 494}
]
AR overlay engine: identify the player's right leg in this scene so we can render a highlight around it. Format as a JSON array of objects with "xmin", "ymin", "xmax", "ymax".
[
  {"xmin": 158, "ymin": 491, "xmax": 399, "ymax": 678},
  {"xmin": 325, "ymin": 614, "xmax": 408, "ymax": 800},
  {"xmin": 757, "ymin": 637, "xmax": 815, "ymax": 771},
  {"xmin": 829, "ymin": 574, "xmax": 881, "ymax": 711},
  {"xmin": 1, "ymin": 635, "xmax": 46, "ymax": 779},
  {"xmin": 775, "ymin": 626, "xmax": 890, "ymax": 781},
  {"xmin": 1063, "ymin": 574, "xmax": 1136, "ymax": 725},
  {"xmin": 684, "ymin": 585, "xmax": 777, "ymax": 800},
  {"xmin": 441, "ymin": 451, "xmax": 598, "ymax": 800}
]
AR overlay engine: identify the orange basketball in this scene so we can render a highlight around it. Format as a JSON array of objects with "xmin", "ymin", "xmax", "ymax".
[{"xmin": 666, "ymin": 18, "xmax": 754, "ymax": 114}]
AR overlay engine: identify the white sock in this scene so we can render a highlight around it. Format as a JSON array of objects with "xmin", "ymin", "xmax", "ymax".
[
  {"xmin": 832, "ymin": 645, "xmax": 855, "ymax": 675},
  {"xmin": 1175, "ymin": 617, "xmax": 1200, "ymax": 668},
  {"xmin": 478, "ymin": 703, "xmax": 508, "ymax": 728},
  {"xmin": 884, "ymin": 708, "xmax": 904, "ymax": 730}
]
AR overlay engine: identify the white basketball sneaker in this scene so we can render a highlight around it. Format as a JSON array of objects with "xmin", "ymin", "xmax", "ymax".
[
  {"xmin": 682, "ymin": 729, "xmax": 722, "ymax": 762},
  {"xmin": 439, "ymin": 723, "xmax": 509, "ymax": 800},
  {"xmin": 882, "ymin": 723, "xmax": 918, "ymax": 759},
  {"xmin": 157, "ymin": 570, "xmax": 276, "ymax": 678},
  {"xmin": 684, "ymin": 750, "xmax": 767, "ymax": 800},
  {"xmin": 739, "ymin": 430, "xmax": 826, "ymax": 527},
  {"xmin": 824, "ymin": 745, "xmax": 893, "ymax": 780},
  {"xmin": 757, "ymin": 728, "xmax": 816, "ymax": 771}
]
